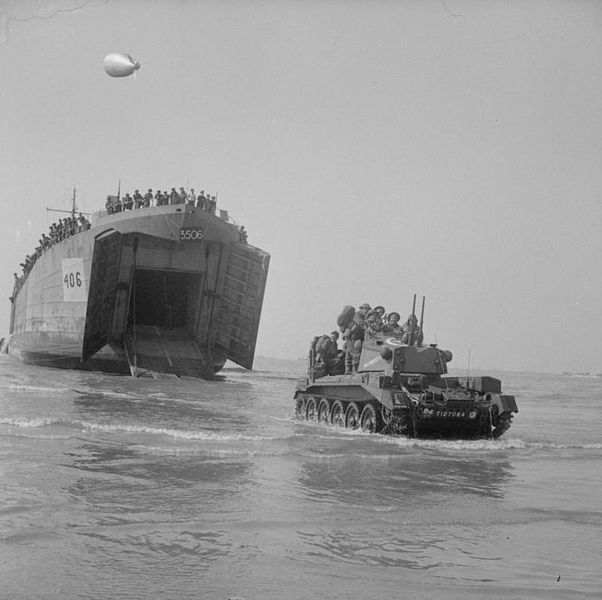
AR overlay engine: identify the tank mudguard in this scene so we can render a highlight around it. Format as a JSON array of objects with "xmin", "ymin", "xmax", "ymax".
[
  {"xmin": 491, "ymin": 394, "xmax": 518, "ymax": 414},
  {"xmin": 378, "ymin": 388, "xmax": 403, "ymax": 411}
]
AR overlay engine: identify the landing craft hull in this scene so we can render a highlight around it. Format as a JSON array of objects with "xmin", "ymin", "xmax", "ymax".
[{"xmin": 7, "ymin": 205, "xmax": 269, "ymax": 379}]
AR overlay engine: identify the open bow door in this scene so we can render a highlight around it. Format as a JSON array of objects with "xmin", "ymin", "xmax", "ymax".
[
  {"xmin": 213, "ymin": 243, "xmax": 270, "ymax": 370},
  {"xmin": 81, "ymin": 230, "xmax": 124, "ymax": 362}
]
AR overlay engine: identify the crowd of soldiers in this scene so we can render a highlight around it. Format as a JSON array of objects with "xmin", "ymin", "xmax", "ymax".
[
  {"xmin": 12, "ymin": 213, "xmax": 91, "ymax": 298},
  {"xmin": 105, "ymin": 187, "xmax": 218, "ymax": 214},
  {"xmin": 313, "ymin": 303, "xmax": 424, "ymax": 375},
  {"xmin": 106, "ymin": 186, "xmax": 249, "ymax": 243}
]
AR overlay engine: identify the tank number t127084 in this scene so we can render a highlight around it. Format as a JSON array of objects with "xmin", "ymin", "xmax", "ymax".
[{"xmin": 179, "ymin": 228, "xmax": 204, "ymax": 241}]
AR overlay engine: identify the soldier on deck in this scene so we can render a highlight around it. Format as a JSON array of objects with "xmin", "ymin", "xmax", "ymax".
[
  {"xmin": 133, "ymin": 189, "xmax": 143, "ymax": 208},
  {"xmin": 373, "ymin": 306, "xmax": 386, "ymax": 322},
  {"xmin": 326, "ymin": 331, "xmax": 344, "ymax": 374},
  {"xmin": 78, "ymin": 213, "xmax": 90, "ymax": 232},
  {"xmin": 382, "ymin": 311, "xmax": 402, "ymax": 338},
  {"xmin": 364, "ymin": 310, "xmax": 384, "ymax": 342},
  {"xmin": 195, "ymin": 190, "xmax": 204, "ymax": 210},
  {"xmin": 314, "ymin": 331, "xmax": 343, "ymax": 375},
  {"xmin": 400, "ymin": 314, "xmax": 423, "ymax": 345},
  {"xmin": 343, "ymin": 303, "xmax": 370, "ymax": 374}
]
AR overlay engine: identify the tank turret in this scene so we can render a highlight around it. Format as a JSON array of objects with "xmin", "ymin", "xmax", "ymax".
[{"xmin": 294, "ymin": 297, "xmax": 518, "ymax": 439}]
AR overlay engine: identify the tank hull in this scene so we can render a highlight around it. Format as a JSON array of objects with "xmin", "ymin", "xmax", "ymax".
[{"xmin": 7, "ymin": 205, "xmax": 269, "ymax": 379}]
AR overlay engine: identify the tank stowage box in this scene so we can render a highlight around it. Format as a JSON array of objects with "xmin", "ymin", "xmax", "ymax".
[{"xmin": 295, "ymin": 336, "xmax": 518, "ymax": 439}]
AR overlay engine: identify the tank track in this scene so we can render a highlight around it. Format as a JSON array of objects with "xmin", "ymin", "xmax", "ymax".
[
  {"xmin": 295, "ymin": 393, "xmax": 513, "ymax": 439},
  {"xmin": 294, "ymin": 393, "xmax": 414, "ymax": 436}
]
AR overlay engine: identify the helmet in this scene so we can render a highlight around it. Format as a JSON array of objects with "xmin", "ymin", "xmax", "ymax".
[{"xmin": 359, "ymin": 303, "xmax": 371, "ymax": 311}]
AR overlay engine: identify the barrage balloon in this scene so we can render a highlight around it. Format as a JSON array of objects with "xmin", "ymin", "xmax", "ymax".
[{"xmin": 103, "ymin": 53, "xmax": 141, "ymax": 78}]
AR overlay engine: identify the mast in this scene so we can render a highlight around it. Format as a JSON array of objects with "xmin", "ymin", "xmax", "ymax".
[
  {"xmin": 71, "ymin": 188, "xmax": 77, "ymax": 218},
  {"xmin": 46, "ymin": 187, "xmax": 90, "ymax": 217}
]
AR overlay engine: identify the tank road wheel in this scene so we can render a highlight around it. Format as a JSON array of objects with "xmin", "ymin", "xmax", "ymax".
[
  {"xmin": 345, "ymin": 402, "xmax": 360, "ymax": 430},
  {"xmin": 317, "ymin": 398, "xmax": 331, "ymax": 425},
  {"xmin": 295, "ymin": 395, "xmax": 308, "ymax": 420},
  {"xmin": 330, "ymin": 400, "xmax": 345, "ymax": 428},
  {"xmin": 360, "ymin": 403, "xmax": 379, "ymax": 433},
  {"xmin": 306, "ymin": 397, "xmax": 318, "ymax": 422}
]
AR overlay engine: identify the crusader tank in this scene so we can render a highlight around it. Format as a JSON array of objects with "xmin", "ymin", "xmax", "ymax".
[{"xmin": 294, "ymin": 300, "xmax": 518, "ymax": 439}]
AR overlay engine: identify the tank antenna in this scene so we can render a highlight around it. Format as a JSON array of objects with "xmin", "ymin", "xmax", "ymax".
[
  {"xmin": 408, "ymin": 294, "xmax": 417, "ymax": 345},
  {"xmin": 419, "ymin": 295, "xmax": 425, "ymax": 345}
]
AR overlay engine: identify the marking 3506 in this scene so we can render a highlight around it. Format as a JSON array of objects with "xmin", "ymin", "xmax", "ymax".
[{"xmin": 179, "ymin": 228, "xmax": 204, "ymax": 241}]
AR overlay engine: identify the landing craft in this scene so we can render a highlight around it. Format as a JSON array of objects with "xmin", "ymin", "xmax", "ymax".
[
  {"xmin": 7, "ymin": 189, "xmax": 270, "ymax": 379},
  {"xmin": 103, "ymin": 53, "xmax": 140, "ymax": 78}
]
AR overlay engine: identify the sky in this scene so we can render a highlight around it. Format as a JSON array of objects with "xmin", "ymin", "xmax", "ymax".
[{"xmin": 0, "ymin": 0, "xmax": 601, "ymax": 374}]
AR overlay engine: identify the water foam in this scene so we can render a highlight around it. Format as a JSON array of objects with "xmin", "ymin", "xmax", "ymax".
[
  {"xmin": 5, "ymin": 384, "xmax": 71, "ymax": 395},
  {"xmin": 0, "ymin": 415, "xmax": 294, "ymax": 445},
  {"xmin": 0, "ymin": 416, "xmax": 63, "ymax": 428},
  {"xmin": 77, "ymin": 420, "xmax": 289, "ymax": 443},
  {"xmin": 528, "ymin": 441, "xmax": 602, "ymax": 450},
  {"xmin": 130, "ymin": 443, "xmax": 291, "ymax": 458}
]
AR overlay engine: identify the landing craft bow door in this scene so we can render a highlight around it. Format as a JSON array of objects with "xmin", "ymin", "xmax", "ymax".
[
  {"xmin": 81, "ymin": 230, "xmax": 124, "ymax": 361},
  {"xmin": 214, "ymin": 244, "xmax": 270, "ymax": 369}
]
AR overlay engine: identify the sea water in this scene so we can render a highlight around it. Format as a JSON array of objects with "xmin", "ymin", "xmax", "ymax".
[{"xmin": 0, "ymin": 355, "xmax": 600, "ymax": 599}]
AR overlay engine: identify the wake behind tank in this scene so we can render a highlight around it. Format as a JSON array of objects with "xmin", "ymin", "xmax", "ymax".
[{"xmin": 294, "ymin": 296, "xmax": 518, "ymax": 439}]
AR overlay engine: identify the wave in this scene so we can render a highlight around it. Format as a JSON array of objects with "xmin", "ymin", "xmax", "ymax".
[
  {"xmin": 0, "ymin": 416, "xmax": 63, "ymax": 427},
  {"xmin": 2, "ymin": 384, "xmax": 71, "ymax": 395},
  {"xmin": 129, "ymin": 443, "xmax": 293, "ymax": 458},
  {"xmin": 527, "ymin": 441, "xmax": 602, "ymax": 450},
  {"xmin": 72, "ymin": 388, "xmax": 144, "ymax": 401},
  {"xmin": 0, "ymin": 416, "xmax": 293, "ymax": 444},
  {"xmin": 9, "ymin": 431, "xmax": 74, "ymax": 440},
  {"xmin": 222, "ymin": 370, "xmax": 299, "ymax": 382},
  {"xmin": 293, "ymin": 419, "xmax": 601, "ymax": 451},
  {"xmin": 77, "ymin": 421, "xmax": 290, "ymax": 442},
  {"xmin": 3, "ymin": 416, "xmax": 599, "ymax": 451}
]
